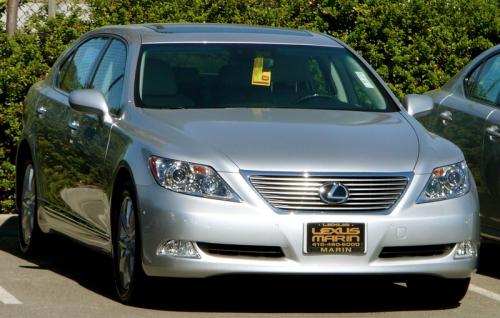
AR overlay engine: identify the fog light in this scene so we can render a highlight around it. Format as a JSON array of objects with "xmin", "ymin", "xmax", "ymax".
[
  {"xmin": 454, "ymin": 240, "xmax": 477, "ymax": 259},
  {"xmin": 157, "ymin": 240, "xmax": 200, "ymax": 258}
]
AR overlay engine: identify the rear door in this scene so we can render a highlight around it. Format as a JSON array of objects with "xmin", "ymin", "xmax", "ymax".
[
  {"xmin": 483, "ymin": 109, "xmax": 500, "ymax": 238},
  {"xmin": 465, "ymin": 53, "xmax": 500, "ymax": 237},
  {"xmin": 40, "ymin": 37, "xmax": 109, "ymax": 223}
]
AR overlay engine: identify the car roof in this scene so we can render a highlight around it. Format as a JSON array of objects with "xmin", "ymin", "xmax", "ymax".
[{"xmin": 93, "ymin": 23, "xmax": 343, "ymax": 47}]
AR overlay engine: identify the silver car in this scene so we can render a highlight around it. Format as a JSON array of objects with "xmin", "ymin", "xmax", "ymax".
[
  {"xmin": 419, "ymin": 45, "xmax": 500, "ymax": 242},
  {"xmin": 16, "ymin": 24, "xmax": 479, "ymax": 304}
]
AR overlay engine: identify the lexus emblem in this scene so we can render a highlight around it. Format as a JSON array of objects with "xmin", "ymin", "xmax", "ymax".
[{"xmin": 319, "ymin": 182, "xmax": 350, "ymax": 204}]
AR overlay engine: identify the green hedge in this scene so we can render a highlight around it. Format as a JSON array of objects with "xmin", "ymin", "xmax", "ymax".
[
  {"xmin": 0, "ymin": 0, "xmax": 498, "ymax": 212},
  {"xmin": 0, "ymin": 10, "xmax": 90, "ymax": 212}
]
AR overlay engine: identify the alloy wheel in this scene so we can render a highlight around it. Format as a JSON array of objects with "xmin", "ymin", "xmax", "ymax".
[
  {"xmin": 117, "ymin": 195, "xmax": 136, "ymax": 291},
  {"xmin": 21, "ymin": 164, "xmax": 36, "ymax": 246}
]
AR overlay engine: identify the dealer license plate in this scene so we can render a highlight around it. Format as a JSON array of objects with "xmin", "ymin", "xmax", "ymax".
[{"xmin": 305, "ymin": 223, "xmax": 365, "ymax": 254}]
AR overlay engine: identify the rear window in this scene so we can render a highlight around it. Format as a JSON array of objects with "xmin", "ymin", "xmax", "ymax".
[{"xmin": 136, "ymin": 44, "xmax": 396, "ymax": 112}]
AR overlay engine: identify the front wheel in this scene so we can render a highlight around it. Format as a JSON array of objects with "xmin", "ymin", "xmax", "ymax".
[
  {"xmin": 112, "ymin": 184, "xmax": 145, "ymax": 304},
  {"xmin": 18, "ymin": 160, "xmax": 44, "ymax": 256},
  {"xmin": 407, "ymin": 277, "xmax": 470, "ymax": 305}
]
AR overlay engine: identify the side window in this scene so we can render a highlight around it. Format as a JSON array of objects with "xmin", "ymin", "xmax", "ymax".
[
  {"xmin": 465, "ymin": 64, "xmax": 482, "ymax": 95},
  {"xmin": 57, "ymin": 38, "xmax": 108, "ymax": 93},
  {"xmin": 467, "ymin": 54, "xmax": 500, "ymax": 106},
  {"xmin": 90, "ymin": 40, "xmax": 127, "ymax": 113}
]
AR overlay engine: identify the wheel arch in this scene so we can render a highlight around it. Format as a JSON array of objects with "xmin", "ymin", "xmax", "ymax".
[
  {"xmin": 15, "ymin": 139, "xmax": 33, "ymax": 213},
  {"xmin": 109, "ymin": 161, "xmax": 140, "ymax": 245}
]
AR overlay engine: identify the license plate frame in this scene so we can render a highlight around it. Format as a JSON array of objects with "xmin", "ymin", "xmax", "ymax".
[{"xmin": 304, "ymin": 222, "xmax": 366, "ymax": 254}]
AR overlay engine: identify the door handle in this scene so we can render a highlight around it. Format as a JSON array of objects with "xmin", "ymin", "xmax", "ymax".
[
  {"xmin": 440, "ymin": 111, "xmax": 453, "ymax": 121},
  {"xmin": 439, "ymin": 111, "xmax": 453, "ymax": 125},
  {"xmin": 36, "ymin": 106, "xmax": 47, "ymax": 115},
  {"xmin": 486, "ymin": 125, "xmax": 500, "ymax": 141},
  {"xmin": 68, "ymin": 120, "xmax": 80, "ymax": 130}
]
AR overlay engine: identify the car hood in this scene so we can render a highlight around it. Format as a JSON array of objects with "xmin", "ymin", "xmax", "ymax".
[{"xmin": 138, "ymin": 108, "xmax": 419, "ymax": 173}]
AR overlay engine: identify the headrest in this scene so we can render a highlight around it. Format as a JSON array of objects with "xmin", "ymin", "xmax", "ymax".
[
  {"xmin": 173, "ymin": 67, "xmax": 201, "ymax": 84},
  {"xmin": 271, "ymin": 56, "xmax": 311, "ymax": 83},
  {"xmin": 142, "ymin": 58, "xmax": 177, "ymax": 96},
  {"xmin": 219, "ymin": 62, "xmax": 253, "ymax": 88}
]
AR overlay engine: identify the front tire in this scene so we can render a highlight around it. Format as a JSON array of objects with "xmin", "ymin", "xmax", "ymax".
[
  {"xmin": 112, "ymin": 183, "xmax": 144, "ymax": 304},
  {"xmin": 18, "ymin": 159, "xmax": 44, "ymax": 256},
  {"xmin": 407, "ymin": 277, "xmax": 470, "ymax": 305}
]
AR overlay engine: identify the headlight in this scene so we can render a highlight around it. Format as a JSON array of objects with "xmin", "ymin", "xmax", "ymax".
[
  {"xmin": 417, "ymin": 161, "xmax": 470, "ymax": 203},
  {"xmin": 149, "ymin": 156, "xmax": 240, "ymax": 202}
]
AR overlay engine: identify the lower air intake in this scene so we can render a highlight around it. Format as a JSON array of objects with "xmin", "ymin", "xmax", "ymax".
[
  {"xmin": 379, "ymin": 244, "xmax": 455, "ymax": 258},
  {"xmin": 197, "ymin": 242, "xmax": 285, "ymax": 258}
]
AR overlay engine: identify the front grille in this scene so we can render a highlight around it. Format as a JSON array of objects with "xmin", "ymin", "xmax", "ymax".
[
  {"xmin": 197, "ymin": 242, "xmax": 285, "ymax": 258},
  {"xmin": 249, "ymin": 174, "xmax": 409, "ymax": 212},
  {"xmin": 379, "ymin": 244, "xmax": 455, "ymax": 258}
]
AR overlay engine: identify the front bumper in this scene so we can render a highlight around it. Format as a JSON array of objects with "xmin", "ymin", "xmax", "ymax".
[{"xmin": 137, "ymin": 172, "xmax": 479, "ymax": 279}]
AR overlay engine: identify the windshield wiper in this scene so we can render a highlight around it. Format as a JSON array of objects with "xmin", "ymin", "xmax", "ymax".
[{"xmin": 164, "ymin": 106, "xmax": 186, "ymax": 109}]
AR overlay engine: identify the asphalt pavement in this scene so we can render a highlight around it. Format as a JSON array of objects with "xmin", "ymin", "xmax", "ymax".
[{"xmin": 1, "ymin": 214, "xmax": 499, "ymax": 318}]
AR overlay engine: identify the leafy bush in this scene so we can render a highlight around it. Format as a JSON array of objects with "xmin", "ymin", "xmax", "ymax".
[
  {"xmin": 0, "ymin": 32, "xmax": 45, "ymax": 211},
  {"xmin": 88, "ymin": 0, "xmax": 326, "ymax": 30},
  {"xmin": 0, "ymin": 11, "xmax": 90, "ymax": 212},
  {"xmin": 0, "ymin": 0, "xmax": 498, "ymax": 212},
  {"xmin": 317, "ymin": 0, "xmax": 499, "ymax": 98}
]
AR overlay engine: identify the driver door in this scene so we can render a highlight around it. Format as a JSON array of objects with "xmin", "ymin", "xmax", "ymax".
[{"xmin": 63, "ymin": 38, "xmax": 128, "ymax": 242}]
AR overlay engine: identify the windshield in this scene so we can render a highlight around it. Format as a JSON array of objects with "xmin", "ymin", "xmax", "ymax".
[{"xmin": 137, "ymin": 44, "xmax": 396, "ymax": 112}]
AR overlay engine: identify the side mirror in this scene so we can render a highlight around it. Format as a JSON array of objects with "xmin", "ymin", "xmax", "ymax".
[
  {"xmin": 402, "ymin": 94, "xmax": 434, "ymax": 118},
  {"xmin": 69, "ymin": 89, "xmax": 109, "ymax": 118}
]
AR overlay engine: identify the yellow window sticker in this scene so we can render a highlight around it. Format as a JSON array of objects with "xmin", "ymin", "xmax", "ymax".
[{"xmin": 252, "ymin": 57, "xmax": 271, "ymax": 86}]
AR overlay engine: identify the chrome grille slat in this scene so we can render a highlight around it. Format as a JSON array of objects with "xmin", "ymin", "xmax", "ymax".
[
  {"xmin": 253, "ymin": 181, "xmax": 324, "ymax": 187},
  {"xmin": 253, "ymin": 185, "xmax": 325, "ymax": 191},
  {"xmin": 252, "ymin": 181, "xmax": 407, "ymax": 187},
  {"xmin": 253, "ymin": 185, "xmax": 405, "ymax": 192},
  {"xmin": 251, "ymin": 177, "xmax": 408, "ymax": 182},
  {"xmin": 272, "ymin": 205, "xmax": 392, "ymax": 211},
  {"xmin": 349, "ymin": 192, "xmax": 401, "ymax": 196},
  {"xmin": 343, "ymin": 196, "xmax": 399, "ymax": 201},
  {"xmin": 343, "ymin": 187, "xmax": 406, "ymax": 191},
  {"xmin": 339, "ymin": 182, "xmax": 407, "ymax": 186},
  {"xmin": 258, "ymin": 190, "xmax": 318, "ymax": 196},
  {"xmin": 264, "ymin": 195, "xmax": 399, "ymax": 202},
  {"xmin": 267, "ymin": 200, "xmax": 395, "ymax": 206},
  {"xmin": 264, "ymin": 195, "xmax": 323, "ymax": 201},
  {"xmin": 249, "ymin": 174, "xmax": 409, "ymax": 212}
]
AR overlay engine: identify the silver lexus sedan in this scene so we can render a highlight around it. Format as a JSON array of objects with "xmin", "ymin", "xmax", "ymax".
[{"xmin": 16, "ymin": 24, "xmax": 479, "ymax": 304}]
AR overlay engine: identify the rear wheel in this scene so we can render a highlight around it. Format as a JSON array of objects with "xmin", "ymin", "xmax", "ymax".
[
  {"xmin": 18, "ymin": 160, "xmax": 44, "ymax": 256},
  {"xmin": 407, "ymin": 277, "xmax": 470, "ymax": 305},
  {"xmin": 112, "ymin": 183, "xmax": 144, "ymax": 303}
]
